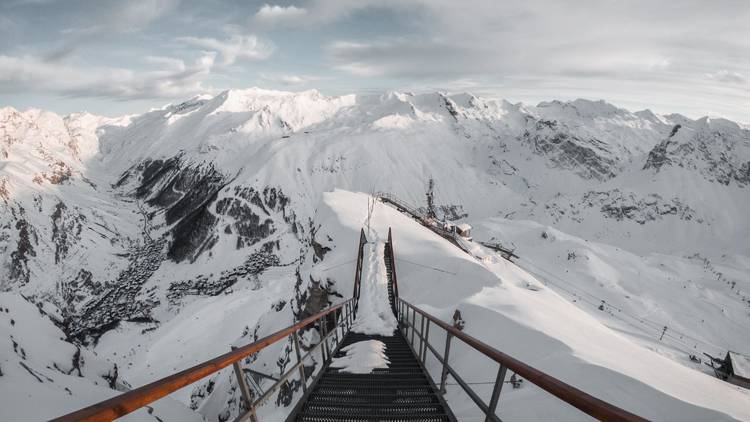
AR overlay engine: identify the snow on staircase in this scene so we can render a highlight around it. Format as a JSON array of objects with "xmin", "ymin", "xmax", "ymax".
[{"xmin": 292, "ymin": 332, "xmax": 454, "ymax": 421}]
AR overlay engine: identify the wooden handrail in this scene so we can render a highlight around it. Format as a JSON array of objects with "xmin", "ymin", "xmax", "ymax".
[
  {"xmin": 385, "ymin": 227, "xmax": 399, "ymax": 316},
  {"xmin": 353, "ymin": 228, "xmax": 367, "ymax": 311},
  {"xmin": 51, "ymin": 299, "xmax": 352, "ymax": 422},
  {"xmin": 399, "ymin": 299, "xmax": 648, "ymax": 422}
]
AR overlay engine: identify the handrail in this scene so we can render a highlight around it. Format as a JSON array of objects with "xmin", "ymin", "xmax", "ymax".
[
  {"xmin": 398, "ymin": 299, "xmax": 648, "ymax": 422},
  {"xmin": 385, "ymin": 227, "xmax": 399, "ymax": 316},
  {"xmin": 352, "ymin": 228, "xmax": 368, "ymax": 312},
  {"xmin": 374, "ymin": 192, "xmax": 424, "ymax": 221},
  {"xmin": 52, "ymin": 300, "xmax": 353, "ymax": 422}
]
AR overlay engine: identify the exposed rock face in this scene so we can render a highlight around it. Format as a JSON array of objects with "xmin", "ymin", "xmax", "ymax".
[
  {"xmin": 582, "ymin": 190, "xmax": 698, "ymax": 224},
  {"xmin": 300, "ymin": 280, "xmax": 329, "ymax": 320},
  {"xmin": 131, "ymin": 157, "xmax": 227, "ymax": 262},
  {"xmin": 643, "ymin": 125, "xmax": 681, "ymax": 170},
  {"xmin": 51, "ymin": 201, "xmax": 85, "ymax": 264},
  {"xmin": 215, "ymin": 186, "xmax": 290, "ymax": 250},
  {"xmin": 644, "ymin": 120, "xmax": 750, "ymax": 187},
  {"xmin": 520, "ymin": 119, "xmax": 617, "ymax": 180},
  {"xmin": 8, "ymin": 210, "xmax": 37, "ymax": 287}
]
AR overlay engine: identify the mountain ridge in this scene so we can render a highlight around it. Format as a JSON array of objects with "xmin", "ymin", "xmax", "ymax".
[{"xmin": 2, "ymin": 88, "xmax": 749, "ymax": 421}]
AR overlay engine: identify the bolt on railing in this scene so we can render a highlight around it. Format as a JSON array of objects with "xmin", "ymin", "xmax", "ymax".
[{"xmin": 397, "ymin": 298, "xmax": 648, "ymax": 422}]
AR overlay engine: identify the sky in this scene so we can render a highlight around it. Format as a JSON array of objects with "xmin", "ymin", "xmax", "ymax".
[{"xmin": 0, "ymin": 0, "xmax": 748, "ymax": 122}]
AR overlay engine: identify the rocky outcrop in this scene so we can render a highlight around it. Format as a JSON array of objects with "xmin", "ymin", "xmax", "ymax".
[
  {"xmin": 131, "ymin": 156, "xmax": 227, "ymax": 262},
  {"xmin": 582, "ymin": 190, "xmax": 699, "ymax": 224},
  {"xmin": 643, "ymin": 120, "xmax": 750, "ymax": 187},
  {"xmin": 8, "ymin": 210, "xmax": 37, "ymax": 287},
  {"xmin": 51, "ymin": 201, "xmax": 85, "ymax": 264},
  {"xmin": 520, "ymin": 119, "xmax": 617, "ymax": 180}
]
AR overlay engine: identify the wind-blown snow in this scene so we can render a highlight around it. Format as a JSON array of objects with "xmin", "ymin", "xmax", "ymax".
[
  {"xmin": 351, "ymin": 240, "xmax": 398, "ymax": 336},
  {"xmin": 330, "ymin": 340, "xmax": 390, "ymax": 374},
  {"xmin": 318, "ymin": 190, "xmax": 750, "ymax": 422}
]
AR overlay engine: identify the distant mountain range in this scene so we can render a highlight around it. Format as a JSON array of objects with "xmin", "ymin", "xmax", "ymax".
[{"xmin": 2, "ymin": 88, "xmax": 749, "ymax": 420}]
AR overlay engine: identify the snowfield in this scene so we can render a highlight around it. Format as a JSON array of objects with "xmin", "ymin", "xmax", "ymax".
[
  {"xmin": 1, "ymin": 88, "xmax": 749, "ymax": 420},
  {"xmin": 319, "ymin": 190, "xmax": 750, "ymax": 422}
]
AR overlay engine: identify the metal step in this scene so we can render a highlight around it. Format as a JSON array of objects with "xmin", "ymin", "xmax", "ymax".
[
  {"xmin": 289, "ymin": 293, "xmax": 453, "ymax": 421},
  {"xmin": 302, "ymin": 403, "xmax": 446, "ymax": 417},
  {"xmin": 296, "ymin": 414, "xmax": 452, "ymax": 422}
]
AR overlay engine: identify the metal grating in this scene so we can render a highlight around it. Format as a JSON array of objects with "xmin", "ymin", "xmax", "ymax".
[{"xmin": 292, "ymin": 332, "xmax": 454, "ymax": 422}]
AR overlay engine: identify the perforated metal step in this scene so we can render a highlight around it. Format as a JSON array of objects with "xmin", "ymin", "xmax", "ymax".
[{"xmin": 291, "ymin": 331, "xmax": 455, "ymax": 422}]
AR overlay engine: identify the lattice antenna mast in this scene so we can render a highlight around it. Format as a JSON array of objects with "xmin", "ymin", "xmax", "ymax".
[{"xmin": 426, "ymin": 177, "xmax": 437, "ymax": 219}]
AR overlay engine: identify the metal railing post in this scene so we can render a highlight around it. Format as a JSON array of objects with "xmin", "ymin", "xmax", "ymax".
[
  {"xmin": 439, "ymin": 333, "xmax": 453, "ymax": 394},
  {"xmin": 404, "ymin": 303, "xmax": 409, "ymax": 337},
  {"xmin": 410, "ymin": 307, "xmax": 416, "ymax": 346},
  {"xmin": 333, "ymin": 311, "xmax": 340, "ymax": 346},
  {"xmin": 418, "ymin": 313, "xmax": 426, "ymax": 359},
  {"xmin": 320, "ymin": 322, "xmax": 329, "ymax": 362},
  {"xmin": 231, "ymin": 347, "xmax": 255, "ymax": 418},
  {"xmin": 485, "ymin": 364, "xmax": 508, "ymax": 422},
  {"xmin": 346, "ymin": 302, "xmax": 352, "ymax": 330},
  {"xmin": 421, "ymin": 320, "xmax": 430, "ymax": 365},
  {"xmin": 292, "ymin": 332, "xmax": 307, "ymax": 393}
]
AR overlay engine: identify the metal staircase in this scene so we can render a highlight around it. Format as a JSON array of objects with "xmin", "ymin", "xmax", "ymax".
[
  {"xmin": 290, "ymin": 228, "xmax": 454, "ymax": 422},
  {"xmin": 290, "ymin": 332, "xmax": 455, "ymax": 422},
  {"xmin": 53, "ymin": 226, "xmax": 647, "ymax": 422}
]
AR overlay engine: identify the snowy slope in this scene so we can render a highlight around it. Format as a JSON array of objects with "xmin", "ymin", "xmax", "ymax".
[
  {"xmin": 317, "ymin": 191, "xmax": 750, "ymax": 421},
  {"xmin": 1, "ymin": 88, "xmax": 749, "ymax": 420}
]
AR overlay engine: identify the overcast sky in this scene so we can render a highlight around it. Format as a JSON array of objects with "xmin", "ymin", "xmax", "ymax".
[{"xmin": 1, "ymin": 0, "xmax": 748, "ymax": 121}]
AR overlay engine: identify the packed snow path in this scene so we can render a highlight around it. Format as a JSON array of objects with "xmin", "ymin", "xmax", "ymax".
[{"xmin": 351, "ymin": 239, "xmax": 399, "ymax": 336}]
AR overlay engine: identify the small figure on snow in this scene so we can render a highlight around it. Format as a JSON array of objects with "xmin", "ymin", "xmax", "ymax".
[
  {"xmin": 452, "ymin": 309, "xmax": 465, "ymax": 331},
  {"xmin": 509, "ymin": 373, "xmax": 523, "ymax": 389}
]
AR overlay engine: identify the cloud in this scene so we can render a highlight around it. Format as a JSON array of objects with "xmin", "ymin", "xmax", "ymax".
[
  {"xmin": 251, "ymin": 1, "xmax": 410, "ymax": 28},
  {"xmin": 177, "ymin": 34, "xmax": 273, "ymax": 65},
  {"xmin": 326, "ymin": 1, "xmax": 749, "ymax": 87},
  {"xmin": 0, "ymin": 52, "xmax": 215, "ymax": 100},
  {"xmin": 116, "ymin": 0, "xmax": 181, "ymax": 29},
  {"xmin": 706, "ymin": 70, "xmax": 746, "ymax": 84},
  {"xmin": 259, "ymin": 73, "xmax": 321, "ymax": 85},
  {"xmin": 253, "ymin": 4, "xmax": 307, "ymax": 25}
]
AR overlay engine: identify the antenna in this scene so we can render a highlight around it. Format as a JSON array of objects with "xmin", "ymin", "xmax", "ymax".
[{"xmin": 426, "ymin": 177, "xmax": 437, "ymax": 219}]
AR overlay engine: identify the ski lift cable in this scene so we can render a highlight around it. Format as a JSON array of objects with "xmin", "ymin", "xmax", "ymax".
[
  {"xmin": 518, "ymin": 256, "xmax": 744, "ymax": 350},
  {"xmin": 317, "ymin": 259, "xmax": 358, "ymax": 272},
  {"xmin": 394, "ymin": 258, "xmax": 457, "ymax": 275},
  {"xmin": 517, "ymin": 257, "xmax": 722, "ymax": 355},
  {"xmin": 518, "ymin": 257, "xmax": 718, "ymax": 348}
]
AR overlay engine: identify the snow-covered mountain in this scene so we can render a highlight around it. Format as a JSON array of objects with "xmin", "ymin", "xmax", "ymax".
[{"xmin": 1, "ymin": 88, "xmax": 749, "ymax": 421}]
